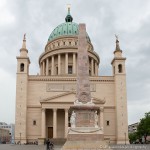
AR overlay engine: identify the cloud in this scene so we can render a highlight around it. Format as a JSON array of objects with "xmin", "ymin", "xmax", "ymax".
[
  {"xmin": 0, "ymin": 68, "xmax": 16, "ymax": 124},
  {"xmin": 0, "ymin": 0, "xmax": 16, "ymax": 27},
  {"xmin": 0, "ymin": 0, "xmax": 150, "ymax": 125}
]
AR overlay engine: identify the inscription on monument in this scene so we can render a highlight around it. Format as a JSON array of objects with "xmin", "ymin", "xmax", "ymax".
[
  {"xmin": 46, "ymin": 83, "xmax": 96, "ymax": 92},
  {"xmin": 76, "ymin": 111, "xmax": 95, "ymax": 127}
]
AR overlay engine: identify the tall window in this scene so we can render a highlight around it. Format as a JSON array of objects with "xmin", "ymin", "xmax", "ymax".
[
  {"xmin": 68, "ymin": 66, "xmax": 72, "ymax": 74},
  {"xmin": 56, "ymin": 67, "xmax": 58, "ymax": 75},
  {"xmin": 49, "ymin": 70, "xmax": 51, "ymax": 75},
  {"xmin": 33, "ymin": 120, "xmax": 36, "ymax": 126},
  {"xmin": 20, "ymin": 63, "xmax": 24, "ymax": 72},
  {"xmin": 89, "ymin": 70, "xmax": 91, "ymax": 76},
  {"xmin": 118, "ymin": 64, "xmax": 123, "ymax": 73},
  {"xmin": 106, "ymin": 120, "xmax": 110, "ymax": 126}
]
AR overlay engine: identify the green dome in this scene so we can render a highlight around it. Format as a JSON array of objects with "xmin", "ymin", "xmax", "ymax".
[
  {"xmin": 48, "ymin": 22, "xmax": 91, "ymax": 42},
  {"xmin": 48, "ymin": 9, "xmax": 91, "ymax": 42}
]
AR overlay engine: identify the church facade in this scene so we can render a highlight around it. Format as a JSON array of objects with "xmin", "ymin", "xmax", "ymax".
[{"xmin": 15, "ymin": 9, "xmax": 128, "ymax": 144}]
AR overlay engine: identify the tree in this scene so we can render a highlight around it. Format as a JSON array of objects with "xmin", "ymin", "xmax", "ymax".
[
  {"xmin": 129, "ymin": 132, "xmax": 137, "ymax": 143},
  {"xmin": 137, "ymin": 112, "xmax": 150, "ymax": 143}
]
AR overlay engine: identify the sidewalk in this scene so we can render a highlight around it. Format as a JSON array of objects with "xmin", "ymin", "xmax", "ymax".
[
  {"xmin": 0, "ymin": 144, "xmax": 150, "ymax": 150},
  {"xmin": 0, "ymin": 144, "xmax": 62, "ymax": 150}
]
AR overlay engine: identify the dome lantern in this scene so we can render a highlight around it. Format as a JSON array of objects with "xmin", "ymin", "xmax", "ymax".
[{"xmin": 65, "ymin": 5, "xmax": 73, "ymax": 22}]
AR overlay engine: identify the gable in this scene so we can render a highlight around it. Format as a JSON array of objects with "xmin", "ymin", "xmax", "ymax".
[
  {"xmin": 40, "ymin": 91, "xmax": 105, "ymax": 104},
  {"xmin": 40, "ymin": 92, "xmax": 76, "ymax": 103}
]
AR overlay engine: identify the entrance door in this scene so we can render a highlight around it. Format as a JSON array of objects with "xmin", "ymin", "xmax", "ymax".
[{"xmin": 48, "ymin": 127, "xmax": 53, "ymax": 138}]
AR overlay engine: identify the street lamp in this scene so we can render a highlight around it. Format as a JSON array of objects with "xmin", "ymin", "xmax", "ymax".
[
  {"xmin": 19, "ymin": 133, "xmax": 21, "ymax": 145},
  {"xmin": 124, "ymin": 132, "xmax": 126, "ymax": 145}
]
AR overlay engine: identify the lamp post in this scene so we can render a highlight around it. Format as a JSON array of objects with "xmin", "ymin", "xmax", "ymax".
[
  {"xmin": 19, "ymin": 133, "xmax": 21, "ymax": 145},
  {"xmin": 124, "ymin": 132, "xmax": 126, "ymax": 145}
]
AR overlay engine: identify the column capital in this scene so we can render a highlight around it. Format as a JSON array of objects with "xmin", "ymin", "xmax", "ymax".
[
  {"xmin": 41, "ymin": 108, "xmax": 46, "ymax": 112},
  {"xmin": 65, "ymin": 108, "xmax": 69, "ymax": 112},
  {"xmin": 53, "ymin": 108, "xmax": 57, "ymax": 112}
]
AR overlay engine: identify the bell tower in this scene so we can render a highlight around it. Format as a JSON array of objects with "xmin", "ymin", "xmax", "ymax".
[
  {"xmin": 111, "ymin": 35, "xmax": 129, "ymax": 144},
  {"xmin": 15, "ymin": 34, "xmax": 30, "ymax": 144}
]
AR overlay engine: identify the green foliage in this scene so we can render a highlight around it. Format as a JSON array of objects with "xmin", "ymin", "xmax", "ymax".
[
  {"xmin": 129, "ymin": 132, "xmax": 137, "ymax": 143},
  {"xmin": 137, "ymin": 112, "xmax": 150, "ymax": 143}
]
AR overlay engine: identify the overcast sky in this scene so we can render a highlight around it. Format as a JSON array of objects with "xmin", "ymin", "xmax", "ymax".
[{"xmin": 0, "ymin": 0, "xmax": 150, "ymax": 125}]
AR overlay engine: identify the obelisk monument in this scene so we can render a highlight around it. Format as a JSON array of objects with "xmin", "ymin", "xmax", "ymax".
[
  {"xmin": 76, "ymin": 24, "xmax": 91, "ymax": 104},
  {"xmin": 62, "ymin": 24, "xmax": 109, "ymax": 149}
]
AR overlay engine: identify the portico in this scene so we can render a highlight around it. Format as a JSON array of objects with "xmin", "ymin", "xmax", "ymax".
[{"xmin": 39, "ymin": 92, "xmax": 105, "ymax": 144}]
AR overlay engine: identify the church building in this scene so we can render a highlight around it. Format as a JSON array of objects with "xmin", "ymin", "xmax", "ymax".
[{"xmin": 15, "ymin": 8, "xmax": 128, "ymax": 144}]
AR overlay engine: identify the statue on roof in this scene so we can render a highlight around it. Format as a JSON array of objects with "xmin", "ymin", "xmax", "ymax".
[
  {"xmin": 23, "ymin": 33, "xmax": 26, "ymax": 41},
  {"xmin": 115, "ymin": 34, "xmax": 119, "ymax": 42}
]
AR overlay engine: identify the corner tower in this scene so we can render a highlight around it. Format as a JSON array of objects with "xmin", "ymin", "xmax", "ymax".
[
  {"xmin": 15, "ymin": 34, "xmax": 30, "ymax": 144},
  {"xmin": 111, "ymin": 36, "xmax": 129, "ymax": 144}
]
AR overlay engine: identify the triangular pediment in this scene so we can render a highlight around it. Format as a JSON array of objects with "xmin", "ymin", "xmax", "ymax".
[
  {"xmin": 40, "ymin": 91, "xmax": 105, "ymax": 104},
  {"xmin": 40, "ymin": 91, "xmax": 76, "ymax": 103}
]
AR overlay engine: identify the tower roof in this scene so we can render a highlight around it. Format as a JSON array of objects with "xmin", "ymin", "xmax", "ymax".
[
  {"xmin": 48, "ymin": 9, "xmax": 91, "ymax": 42},
  {"xmin": 22, "ymin": 33, "xmax": 26, "ymax": 49}
]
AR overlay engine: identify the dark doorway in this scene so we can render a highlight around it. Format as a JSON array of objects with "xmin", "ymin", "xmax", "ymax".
[{"xmin": 48, "ymin": 127, "xmax": 53, "ymax": 138}]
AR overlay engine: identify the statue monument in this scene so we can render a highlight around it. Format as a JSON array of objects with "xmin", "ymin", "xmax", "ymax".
[{"xmin": 62, "ymin": 24, "xmax": 110, "ymax": 149}]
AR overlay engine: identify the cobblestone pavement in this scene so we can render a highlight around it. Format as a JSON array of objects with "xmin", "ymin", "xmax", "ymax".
[
  {"xmin": 0, "ymin": 144, "xmax": 150, "ymax": 150},
  {"xmin": 0, "ymin": 144, "xmax": 62, "ymax": 150}
]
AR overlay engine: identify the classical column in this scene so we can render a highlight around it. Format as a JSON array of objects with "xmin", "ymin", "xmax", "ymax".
[
  {"xmin": 100, "ymin": 107, "xmax": 104, "ymax": 131},
  {"xmin": 53, "ymin": 109, "xmax": 57, "ymax": 138},
  {"xmin": 51, "ymin": 55, "xmax": 54, "ymax": 75},
  {"xmin": 42, "ymin": 61, "xmax": 45, "ymax": 75},
  {"xmin": 46, "ymin": 58, "xmax": 49, "ymax": 76},
  {"xmin": 91, "ymin": 58, "xmax": 94, "ymax": 76},
  {"xmin": 73, "ymin": 53, "xmax": 76, "ymax": 74},
  {"xmin": 96, "ymin": 63, "xmax": 99, "ymax": 76},
  {"xmin": 95, "ymin": 61, "xmax": 97, "ymax": 76},
  {"xmin": 41, "ymin": 108, "xmax": 46, "ymax": 138},
  {"xmin": 58, "ymin": 54, "xmax": 61, "ymax": 75},
  {"xmin": 40, "ymin": 63, "xmax": 42, "ymax": 75},
  {"xmin": 65, "ymin": 109, "xmax": 69, "ymax": 138},
  {"xmin": 65, "ymin": 53, "xmax": 68, "ymax": 74}
]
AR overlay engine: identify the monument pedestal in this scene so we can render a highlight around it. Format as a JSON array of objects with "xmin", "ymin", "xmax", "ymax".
[
  {"xmin": 62, "ymin": 141, "xmax": 110, "ymax": 149},
  {"xmin": 68, "ymin": 127, "xmax": 104, "ymax": 141},
  {"xmin": 62, "ymin": 105, "xmax": 111, "ymax": 150},
  {"xmin": 62, "ymin": 127, "xmax": 110, "ymax": 149}
]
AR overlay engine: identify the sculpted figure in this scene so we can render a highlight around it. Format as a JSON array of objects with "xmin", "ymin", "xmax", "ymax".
[
  {"xmin": 70, "ymin": 111, "xmax": 76, "ymax": 128},
  {"xmin": 95, "ymin": 111, "xmax": 98, "ymax": 128}
]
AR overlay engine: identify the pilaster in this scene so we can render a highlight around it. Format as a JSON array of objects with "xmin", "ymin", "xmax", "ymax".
[
  {"xmin": 100, "ymin": 107, "xmax": 104, "ymax": 131},
  {"xmin": 41, "ymin": 108, "xmax": 46, "ymax": 138}
]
